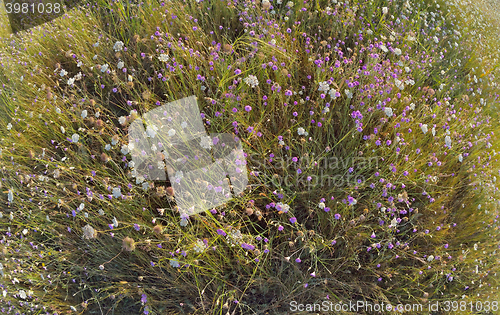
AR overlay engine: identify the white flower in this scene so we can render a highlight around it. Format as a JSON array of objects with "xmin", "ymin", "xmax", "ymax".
[
  {"xmin": 72, "ymin": 134, "xmax": 80, "ymax": 143},
  {"xmin": 395, "ymin": 78, "xmax": 404, "ymax": 90},
  {"xmin": 458, "ymin": 153, "xmax": 463, "ymax": 162},
  {"xmin": 345, "ymin": 89, "xmax": 353, "ymax": 98},
  {"xmin": 394, "ymin": 48, "xmax": 402, "ymax": 55},
  {"xmin": 82, "ymin": 224, "xmax": 96, "ymax": 239},
  {"xmin": 60, "ymin": 69, "xmax": 68, "ymax": 77},
  {"xmin": 6, "ymin": 123, "xmax": 12, "ymax": 130},
  {"xmin": 433, "ymin": 36, "xmax": 439, "ymax": 43},
  {"xmin": 158, "ymin": 53, "xmax": 169, "ymax": 62},
  {"xmin": 112, "ymin": 187, "xmax": 122, "ymax": 198},
  {"xmin": 243, "ymin": 75, "xmax": 259, "ymax": 88},
  {"xmin": 445, "ymin": 135, "xmax": 452, "ymax": 147},
  {"xmin": 181, "ymin": 121, "xmax": 188, "ymax": 129},
  {"xmin": 105, "ymin": 144, "xmax": 111, "ymax": 151},
  {"xmin": 384, "ymin": 107, "xmax": 393, "ymax": 117},
  {"xmin": 194, "ymin": 239, "xmax": 206, "ymax": 253},
  {"xmin": 168, "ymin": 129, "xmax": 176, "ymax": 137},
  {"xmin": 112, "ymin": 217, "xmax": 119, "ymax": 228},
  {"xmin": 81, "ymin": 110, "xmax": 88, "ymax": 119},
  {"xmin": 270, "ymin": 39, "xmax": 276, "ymax": 45},
  {"xmin": 276, "ymin": 202, "xmax": 290, "ymax": 213},
  {"xmin": 382, "ymin": 7, "xmax": 388, "ymax": 14},
  {"xmin": 318, "ymin": 202, "xmax": 325, "ymax": 209},
  {"xmin": 18, "ymin": 290, "xmax": 27, "ymax": 299},
  {"xmin": 421, "ymin": 124, "xmax": 428, "ymax": 134},
  {"xmin": 113, "ymin": 41, "xmax": 124, "ymax": 52},
  {"xmin": 77, "ymin": 60, "xmax": 83, "ymax": 67},
  {"xmin": 100, "ymin": 64, "xmax": 109, "ymax": 73},
  {"xmin": 427, "ymin": 255, "xmax": 434, "ymax": 262},
  {"xmin": 146, "ymin": 125, "xmax": 158, "ymax": 138},
  {"xmin": 390, "ymin": 218, "xmax": 398, "ymax": 227},
  {"xmin": 121, "ymin": 144, "xmax": 130, "ymax": 155},
  {"xmin": 380, "ymin": 45, "xmax": 388, "ymax": 53},
  {"xmin": 200, "ymin": 136, "xmax": 213, "ymax": 149},
  {"xmin": 56, "ymin": 107, "xmax": 62, "ymax": 114},
  {"xmin": 170, "ymin": 259, "xmax": 180, "ymax": 268},
  {"xmin": 175, "ymin": 171, "xmax": 184, "ymax": 181},
  {"xmin": 117, "ymin": 60, "xmax": 124, "ymax": 69},
  {"xmin": 297, "ymin": 127, "xmax": 306, "ymax": 135},
  {"xmin": 432, "ymin": 127, "xmax": 436, "ymax": 136},
  {"xmin": 318, "ymin": 81, "xmax": 330, "ymax": 92},
  {"xmin": 118, "ymin": 116, "xmax": 127, "ymax": 125},
  {"xmin": 328, "ymin": 89, "xmax": 338, "ymax": 99},
  {"xmin": 67, "ymin": 77, "xmax": 75, "ymax": 86}
]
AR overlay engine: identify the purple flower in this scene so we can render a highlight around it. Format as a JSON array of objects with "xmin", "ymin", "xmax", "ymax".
[
  {"xmin": 278, "ymin": 225, "xmax": 284, "ymax": 231},
  {"xmin": 290, "ymin": 217, "xmax": 297, "ymax": 224},
  {"xmin": 334, "ymin": 213, "xmax": 341, "ymax": 220},
  {"xmin": 241, "ymin": 243, "xmax": 255, "ymax": 250},
  {"xmin": 141, "ymin": 294, "xmax": 147, "ymax": 304},
  {"xmin": 216, "ymin": 229, "xmax": 226, "ymax": 236}
]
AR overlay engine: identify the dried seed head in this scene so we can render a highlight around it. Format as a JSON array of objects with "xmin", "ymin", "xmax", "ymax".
[
  {"xmin": 153, "ymin": 225, "xmax": 163, "ymax": 234},
  {"xmin": 223, "ymin": 44, "xmax": 232, "ymax": 53},
  {"xmin": 166, "ymin": 186, "xmax": 175, "ymax": 197},
  {"xmin": 122, "ymin": 237, "xmax": 136, "ymax": 252},
  {"xmin": 100, "ymin": 153, "xmax": 109, "ymax": 163},
  {"xmin": 245, "ymin": 207, "xmax": 254, "ymax": 216},
  {"xmin": 95, "ymin": 119, "xmax": 104, "ymax": 128}
]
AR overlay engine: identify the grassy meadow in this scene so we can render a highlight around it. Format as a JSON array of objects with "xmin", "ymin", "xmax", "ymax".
[{"xmin": 0, "ymin": 0, "xmax": 499, "ymax": 314}]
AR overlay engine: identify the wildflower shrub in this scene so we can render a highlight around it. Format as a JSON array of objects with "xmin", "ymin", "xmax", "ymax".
[{"xmin": 0, "ymin": 0, "xmax": 499, "ymax": 314}]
